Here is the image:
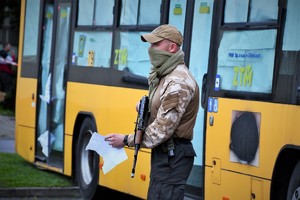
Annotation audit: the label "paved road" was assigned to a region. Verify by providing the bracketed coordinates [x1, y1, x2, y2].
[0, 115, 15, 153]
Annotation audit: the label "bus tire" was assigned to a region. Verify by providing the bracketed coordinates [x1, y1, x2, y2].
[75, 117, 99, 200]
[287, 160, 300, 200]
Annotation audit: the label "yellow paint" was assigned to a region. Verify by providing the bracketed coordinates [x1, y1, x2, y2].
[64, 82, 149, 198]
[99, 148, 150, 199]
[15, 126, 35, 162]
[205, 97, 300, 199]
[205, 167, 270, 199]
[64, 135, 73, 176]
[251, 178, 263, 200]
[15, 78, 37, 128]
[212, 158, 221, 184]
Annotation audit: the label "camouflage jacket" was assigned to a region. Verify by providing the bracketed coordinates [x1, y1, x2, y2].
[128, 64, 199, 148]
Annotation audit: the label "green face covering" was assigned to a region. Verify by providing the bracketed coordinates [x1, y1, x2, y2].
[148, 48, 173, 67]
[147, 48, 185, 111]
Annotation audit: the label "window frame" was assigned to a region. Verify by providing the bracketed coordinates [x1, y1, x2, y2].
[206, 0, 286, 101]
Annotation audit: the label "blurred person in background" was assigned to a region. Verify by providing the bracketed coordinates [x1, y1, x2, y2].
[0, 42, 16, 93]
[0, 42, 17, 109]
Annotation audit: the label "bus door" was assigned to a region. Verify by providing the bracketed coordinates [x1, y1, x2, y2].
[35, 0, 71, 169]
[168, 0, 214, 197]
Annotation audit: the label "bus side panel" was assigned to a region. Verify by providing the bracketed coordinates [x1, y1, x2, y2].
[99, 149, 150, 199]
[15, 78, 37, 127]
[205, 97, 300, 199]
[15, 78, 37, 162]
[205, 166, 270, 199]
[15, 126, 35, 162]
[65, 82, 149, 198]
[64, 134, 72, 176]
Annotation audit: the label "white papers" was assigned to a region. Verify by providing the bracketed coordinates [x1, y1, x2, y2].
[85, 132, 128, 174]
[37, 130, 56, 157]
[39, 73, 51, 103]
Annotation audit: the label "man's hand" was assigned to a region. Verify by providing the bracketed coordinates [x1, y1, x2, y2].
[136, 101, 140, 112]
[105, 134, 126, 148]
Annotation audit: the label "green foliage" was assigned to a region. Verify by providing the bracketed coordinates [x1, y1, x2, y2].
[0, 153, 74, 188]
[0, 0, 21, 29]
[0, 103, 14, 116]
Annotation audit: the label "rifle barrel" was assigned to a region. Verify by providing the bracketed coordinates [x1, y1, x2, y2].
[131, 154, 137, 178]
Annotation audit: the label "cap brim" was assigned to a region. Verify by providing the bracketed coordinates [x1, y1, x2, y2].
[141, 33, 163, 43]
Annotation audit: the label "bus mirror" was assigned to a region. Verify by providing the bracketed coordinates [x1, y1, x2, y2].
[122, 69, 148, 87]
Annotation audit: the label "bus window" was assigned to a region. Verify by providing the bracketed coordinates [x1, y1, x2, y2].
[114, 31, 150, 77]
[274, 0, 300, 104]
[139, 0, 161, 25]
[94, 0, 114, 26]
[114, 0, 162, 76]
[249, 0, 278, 22]
[168, 0, 187, 34]
[72, 32, 112, 67]
[216, 0, 279, 93]
[217, 29, 276, 93]
[281, 0, 300, 74]
[77, 0, 114, 26]
[21, 0, 41, 77]
[74, 0, 115, 68]
[120, 0, 161, 25]
[224, 0, 278, 23]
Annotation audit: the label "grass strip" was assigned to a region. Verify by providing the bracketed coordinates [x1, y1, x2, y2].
[0, 153, 74, 188]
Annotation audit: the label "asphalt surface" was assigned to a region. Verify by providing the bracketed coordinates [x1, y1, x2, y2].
[0, 115, 83, 200]
[0, 115, 15, 153]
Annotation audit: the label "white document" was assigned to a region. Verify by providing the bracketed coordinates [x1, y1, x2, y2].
[37, 130, 56, 157]
[39, 73, 51, 103]
[85, 132, 128, 174]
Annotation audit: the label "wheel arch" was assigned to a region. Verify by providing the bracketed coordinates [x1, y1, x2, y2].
[270, 145, 300, 200]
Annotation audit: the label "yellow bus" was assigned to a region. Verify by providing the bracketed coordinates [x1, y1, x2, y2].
[15, 0, 300, 199]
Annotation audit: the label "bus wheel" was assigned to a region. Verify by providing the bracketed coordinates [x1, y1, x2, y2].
[287, 161, 300, 200]
[75, 117, 99, 200]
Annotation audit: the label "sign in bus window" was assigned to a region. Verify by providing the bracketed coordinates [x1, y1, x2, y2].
[73, 31, 112, 67]
[217, 30, 277, 93]
[115, 31, 150, 77]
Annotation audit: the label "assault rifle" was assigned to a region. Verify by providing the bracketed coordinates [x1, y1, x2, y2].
[131, 95, 149, 178]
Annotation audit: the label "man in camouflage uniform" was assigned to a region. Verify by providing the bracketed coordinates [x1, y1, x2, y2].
[106, 24, 199, 200]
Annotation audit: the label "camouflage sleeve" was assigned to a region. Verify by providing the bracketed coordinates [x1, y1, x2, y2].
[141, 79, 195, 148]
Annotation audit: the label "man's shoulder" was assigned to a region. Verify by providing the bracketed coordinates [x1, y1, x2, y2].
[168, 64, 197, 84]
[163, 64, 198, 92]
